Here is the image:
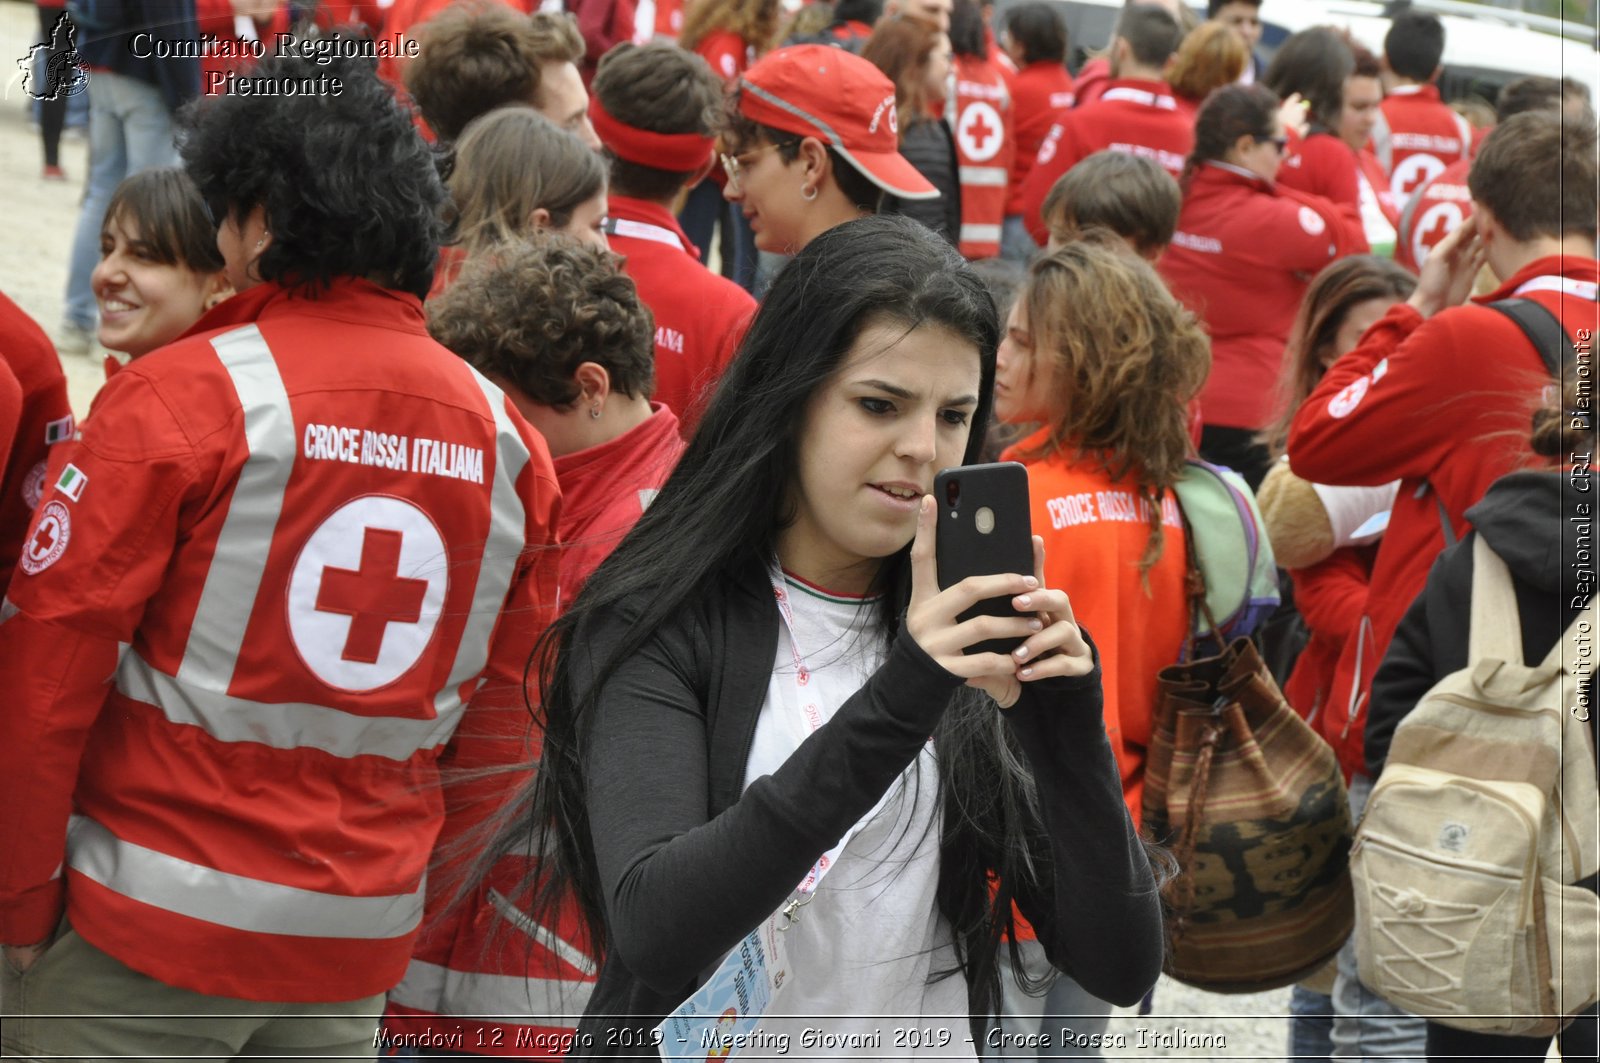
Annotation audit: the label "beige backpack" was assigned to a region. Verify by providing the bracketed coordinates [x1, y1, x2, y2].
[1351, 536, 1599, 1037]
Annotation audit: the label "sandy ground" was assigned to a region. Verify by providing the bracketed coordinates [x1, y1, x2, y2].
[0, 0, 1318, 1055]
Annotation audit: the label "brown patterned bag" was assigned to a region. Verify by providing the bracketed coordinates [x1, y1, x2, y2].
[1141, 504, 1354, 992]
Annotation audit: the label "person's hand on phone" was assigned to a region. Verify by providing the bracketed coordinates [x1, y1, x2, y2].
[906, 496, 1092, 708]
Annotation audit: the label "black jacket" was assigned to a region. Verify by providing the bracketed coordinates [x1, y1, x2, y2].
[568, 560, 1164, 1056]
[883, 117, 962, 247]
[1366, 470, 1595, 777]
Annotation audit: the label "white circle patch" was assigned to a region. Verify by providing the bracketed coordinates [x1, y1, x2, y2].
[1409, 201, 1464, 270]
[1390, 153, 1445, 202]
[1327, 377, 1370, 420]
[957, 100, 1004, 162]
[20, 501, 70, 575]
[21, 460, 46, 509]
[286, 495, 448, 692]
[1297, 205, 1326, 236]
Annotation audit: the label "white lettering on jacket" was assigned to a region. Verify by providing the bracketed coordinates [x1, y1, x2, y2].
[301, 423, 485, 485]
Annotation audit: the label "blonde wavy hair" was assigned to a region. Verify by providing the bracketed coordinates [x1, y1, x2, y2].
[1012, 238, 1211, 574]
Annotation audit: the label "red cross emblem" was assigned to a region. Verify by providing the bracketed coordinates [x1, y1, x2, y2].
[32, 523, 56, 556]
[287, 495, 447, 691]
[315, 527, 430, 664]
[966, 110, 995, 153]
[20, 501, 70, 575]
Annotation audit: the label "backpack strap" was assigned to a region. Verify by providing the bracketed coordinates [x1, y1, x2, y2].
[1469, 536, 1526, 666]
[1486, 297, 1575, 378]
[1538, 600, 1598, 673]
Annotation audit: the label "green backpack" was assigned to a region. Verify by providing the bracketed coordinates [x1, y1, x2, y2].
[1171, 459, 1281, 658]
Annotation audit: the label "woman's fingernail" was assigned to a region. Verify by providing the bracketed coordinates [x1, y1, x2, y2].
[1014, 645, 1029, 660]
[1016, 595, 1031, 608]
[1023, 576, 1039, 588]
[1028, 619, 1043, 631]
[1020, 667, 1034, 678]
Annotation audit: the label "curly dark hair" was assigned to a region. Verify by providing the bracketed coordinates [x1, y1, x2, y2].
[427, 234, 655, 407]
[180, 50, 446, 300]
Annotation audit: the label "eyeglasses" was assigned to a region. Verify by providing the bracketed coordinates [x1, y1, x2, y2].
[719, 143, 782, 195]
[1255, 134, 1289, 154]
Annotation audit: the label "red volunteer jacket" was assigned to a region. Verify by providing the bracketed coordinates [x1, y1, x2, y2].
[655, 0, 681, 38]
[1276, 131, 1369, 255]
[1395, 156, 1471, 274]
[553, 403, 684, 596]
[951, 52, 1014, 258]
[1019, 78, 1194, 244]
[1287, 257, 1600, 771]
[695, 27, 751, 83]
[1006, 60, 1075, 216]
[1369, 83, 1471, 207]
[605, 196, 755, 435]
[385, 405, 682, 1056]
[1159, 163, 1361, 431]
[0, 291, 74, 595]
[1283, 544, 1378, 780]
[571, 0, 648, 83]
[0, 279, 562, 1003]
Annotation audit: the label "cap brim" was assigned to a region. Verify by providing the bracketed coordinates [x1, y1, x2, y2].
[836, 144, 941, 200]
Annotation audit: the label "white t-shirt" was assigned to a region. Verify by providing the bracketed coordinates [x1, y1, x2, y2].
[739, 574, 975, 1059]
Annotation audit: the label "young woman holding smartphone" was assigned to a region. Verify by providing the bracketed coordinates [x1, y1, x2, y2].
[485, 215, 1164, 1057]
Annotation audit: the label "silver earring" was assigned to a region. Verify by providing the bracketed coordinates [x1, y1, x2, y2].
[801, 185, 818, 202]
[590, 404, 602, 420]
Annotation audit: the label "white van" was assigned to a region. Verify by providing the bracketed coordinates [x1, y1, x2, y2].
[993, 0, 1598, 105]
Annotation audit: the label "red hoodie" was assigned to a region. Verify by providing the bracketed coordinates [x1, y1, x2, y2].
[1276, 131, 1369, 255]
[1019, 78, 1193, 244]
[1159, 163, 1363, 432]
[1287, 256, 1600, 775]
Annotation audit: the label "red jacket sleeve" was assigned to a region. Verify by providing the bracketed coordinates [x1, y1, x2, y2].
[1018, 115, 1078, 244]
[1286, 302, 1447, 487]
[0, 362, 20, 499]
[1269, 184, 1366, 272]
[0, 372, 199, 943]
[696, 31, 745, 84]
[1277, 140, 1368, 256]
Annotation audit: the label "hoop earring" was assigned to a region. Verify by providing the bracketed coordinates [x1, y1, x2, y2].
[590, 404, 602, 420]
[801, 185, 818, 202]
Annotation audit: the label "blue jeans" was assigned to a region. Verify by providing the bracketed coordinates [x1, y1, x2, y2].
[1290, 985, 1336, 1061]
[63, 70, 178, 329]
[986, 939, 1114, 1059]
[1331, 773, 1427, 1061]
[999, 214, 1039, 265]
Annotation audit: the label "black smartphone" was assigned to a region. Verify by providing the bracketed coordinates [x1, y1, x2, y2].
[933, 462, 1035, 656]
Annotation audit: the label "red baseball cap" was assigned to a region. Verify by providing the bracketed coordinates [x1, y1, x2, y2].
[737, 45, 939, 201]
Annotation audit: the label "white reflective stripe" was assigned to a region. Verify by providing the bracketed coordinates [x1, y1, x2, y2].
[434, 373, 531, 714]
[1100, 87, 1176, 110]
[66, 814, 424, 939]
[960, 224, 1003, 243]
[603, 217, 685, 251]
[1370, 111, 1393, 175]
[177, 326, 295, 691]
[1513, 276, 1599, 302]
[117, 649, 463, 760]
[389, 958, 594, 1021]
[958, 166, 1008, 187]
[487, 888, 598, 976]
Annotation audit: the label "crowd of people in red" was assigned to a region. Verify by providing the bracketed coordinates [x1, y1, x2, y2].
[1, 0, 1594, 1060]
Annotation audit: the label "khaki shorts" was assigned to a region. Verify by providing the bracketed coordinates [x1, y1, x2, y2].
[1, 923, 385, 1062]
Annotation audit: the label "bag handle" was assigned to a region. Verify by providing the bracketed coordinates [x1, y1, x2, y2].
[1172, 487, 1229, 662]
[1469, 536, 1526, 665]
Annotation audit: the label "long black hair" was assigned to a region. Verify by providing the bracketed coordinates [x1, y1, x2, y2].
[489, 213, 1052, 1017]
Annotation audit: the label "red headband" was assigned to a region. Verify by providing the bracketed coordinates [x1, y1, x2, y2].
[589, 97, 716, 172]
